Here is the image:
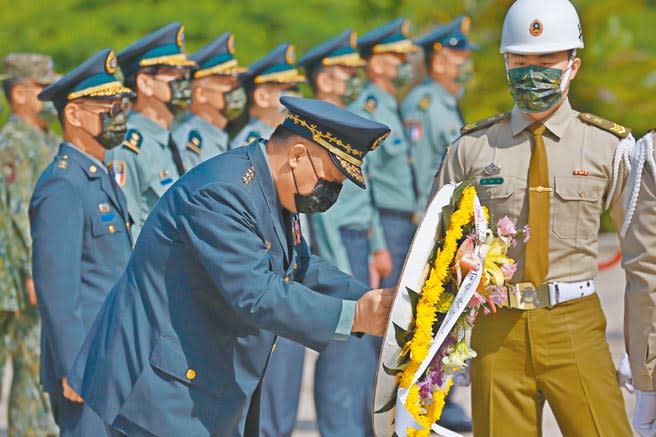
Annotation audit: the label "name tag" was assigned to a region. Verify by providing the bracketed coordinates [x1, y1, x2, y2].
[479, 177, 504, 186]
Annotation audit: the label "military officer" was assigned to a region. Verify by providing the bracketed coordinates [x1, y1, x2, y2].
[172, 32, 248, 170]
[296, 30, 390, 437]
[621, 131, 656, 436]
[29, 48, 134, 435]
[106, 22, 197, 238]
[351, 18, 418, 290]
[230, 43, 305, 148]
[0, 53, 60, 436]
[69, 96, 394, 436]
[432, 0, 633, 434]
[402, 16, 477, 217]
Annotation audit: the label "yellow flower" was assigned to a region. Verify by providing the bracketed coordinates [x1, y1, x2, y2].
[483, 237, 514, 286]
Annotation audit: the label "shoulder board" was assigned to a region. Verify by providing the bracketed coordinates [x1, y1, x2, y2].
[121, 129, 142, 154]
[245, 131, 260, 145]
[363, 95, 377, 114]
[578, 113, 630, 139]
[187, 130, 202, 156]
[461, 112, 511, 135]
[418, 94, 431, 111]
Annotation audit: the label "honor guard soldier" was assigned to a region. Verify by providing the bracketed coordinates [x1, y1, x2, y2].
[172, 32, 248, 170]
[432, 0, 634, 434]
[69, 96, 394, 436]
[0, 52, 60, 436]
[621, 131, 656, 436]
[29, 49, 134, 435]
[106, 22, 197, 239]
[351, 18, 418, 290]
[230, 43, 306, 148]
[402, 16, 477, 218]
[297, 30, 389, 437]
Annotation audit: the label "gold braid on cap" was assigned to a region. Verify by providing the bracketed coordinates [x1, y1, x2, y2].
[194, 60, 248, 78]
[67, 81, 133, 100]
[336, 157, 365, 185]
[286, 112, 364, 165]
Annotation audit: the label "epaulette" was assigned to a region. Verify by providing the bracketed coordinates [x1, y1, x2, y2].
[187, 130, 202, 156]
[578, 113, 631, 139]
[121, 129, 142, 154]
[460, 112, 511, 135]
[418, 94, 431, 111]
[363, 95, 377, 114]
[55, 154, 69, 171]
[245, 131, 260, 145]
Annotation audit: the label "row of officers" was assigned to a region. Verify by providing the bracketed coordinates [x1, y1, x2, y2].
[0, 13, 473, 436]
[3, 0, 656, 435]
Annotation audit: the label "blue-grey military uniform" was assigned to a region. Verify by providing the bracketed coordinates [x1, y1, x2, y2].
[30, 48, 134, 435]
[402, 16, 477, 217]
[230, 43, 309, 436]
[299, 30, 382, 437]
[69, 97, 391, 436]
[106, 22, 196, 239]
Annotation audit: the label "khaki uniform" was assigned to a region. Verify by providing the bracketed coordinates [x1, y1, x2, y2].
[623, 131, 656, 391]
[433, 101, 632, 436]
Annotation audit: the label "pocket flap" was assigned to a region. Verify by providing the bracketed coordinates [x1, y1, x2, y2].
[554, 177, 603, 202]
[476, 178, 515, 200]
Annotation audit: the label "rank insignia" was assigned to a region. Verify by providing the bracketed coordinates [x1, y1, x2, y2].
[242, 166, 255, 184]
[98, 203, 111, 213]
[160, 169, 173, 186]
[405, 120, 423, 142]
[483, 163, 501, 176]
[364, 96, 377, 114]
[109, 160, 127, 187]
[122, 129, 142, 154]
[57, 158, 68, 170]
[187, 130, 202, 156]
[246, 131, 260, 145]
[573, 169, 589, 176]
[291, 213, 302, 245]
[419, 94, 431, 111]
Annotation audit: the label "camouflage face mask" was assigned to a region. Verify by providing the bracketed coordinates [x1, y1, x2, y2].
[96, 102, 128, 150]
[167, 77, 192, 115]
[507, 65, 564, 113]
[341, 75, 364, 106]
[221, 86, 247, 121]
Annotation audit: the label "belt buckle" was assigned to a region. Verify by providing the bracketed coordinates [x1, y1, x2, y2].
[509, 283, 550, 310]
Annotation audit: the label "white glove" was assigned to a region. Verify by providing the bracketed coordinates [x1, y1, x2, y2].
[634, 390, 656, 436]
[618, 353, 635, 393]
[452, 361, 472, 387]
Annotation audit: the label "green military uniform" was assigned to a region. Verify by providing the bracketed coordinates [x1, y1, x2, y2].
[433, 102, 633, 435]
[402, 80, 462, 214]
[0, 53, 60, 436]
[172, 113, 229, 170]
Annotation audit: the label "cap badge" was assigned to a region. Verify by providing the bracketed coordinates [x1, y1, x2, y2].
[176, 25, 186, 49]
[228, 34, 236, 55]
[349, 32, 358, 49]
[285, 45, 296, 65]
[105, 51, 117, 75]
[530, 19, 543, 37]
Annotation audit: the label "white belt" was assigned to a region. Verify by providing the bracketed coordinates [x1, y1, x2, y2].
[506, 279, 596, 310]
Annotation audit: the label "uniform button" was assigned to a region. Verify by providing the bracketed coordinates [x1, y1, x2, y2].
[272, 343, 277, 353]
[108, 224, 116, 234]
[126, 223, 131, 230]
[186, 369, 197, 380]
[578, 192, 585, 199]
[284, 276, 290, 283]
[89, 165, 97, 174]
[264, 240, 272, 250]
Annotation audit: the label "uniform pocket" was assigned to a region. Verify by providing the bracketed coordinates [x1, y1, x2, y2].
[475, 177, 522, 223]
[553, 176, 605, 239]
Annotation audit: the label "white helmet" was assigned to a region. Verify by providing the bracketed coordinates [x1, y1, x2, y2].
[500, 0, 584, 54]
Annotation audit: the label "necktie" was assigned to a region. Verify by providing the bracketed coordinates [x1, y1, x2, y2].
[524, 123, 550, 285]
[167, 134, 186, 177]
[283, 210, 309, 282]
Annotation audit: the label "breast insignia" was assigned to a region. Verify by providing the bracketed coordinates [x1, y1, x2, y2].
[578, 113, 630, 139]
[242, 166, 256, 184]
[461, 112, 511, 135]
[122, 129, 143, 154]
[363, 95, 377, 114]
[418, 94, 431, 111]
[187, 130, 202, 156]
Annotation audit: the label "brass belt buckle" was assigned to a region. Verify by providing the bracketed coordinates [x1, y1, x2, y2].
[509, 283, 550, 310]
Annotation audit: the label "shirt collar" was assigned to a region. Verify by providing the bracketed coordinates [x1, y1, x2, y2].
[365, 81, 397, 110]
[60, 142, 108, 174]
[128, 111, 170, 145]
[426, 79, 458, 108]
[511, 99, 575, 139]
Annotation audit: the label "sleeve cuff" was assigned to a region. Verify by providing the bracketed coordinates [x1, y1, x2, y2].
[332, 300, 356, 341]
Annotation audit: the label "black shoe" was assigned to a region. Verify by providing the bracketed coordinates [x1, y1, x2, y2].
[437, 399, 472, 433]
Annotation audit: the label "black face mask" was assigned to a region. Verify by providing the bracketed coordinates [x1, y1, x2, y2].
[95, 101, 128, 150]
[292, 153, 342, 214]
[167, 77, 192, 115]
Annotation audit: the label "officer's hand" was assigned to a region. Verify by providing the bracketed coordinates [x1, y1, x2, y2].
[634, 390, 656, 436]
[352, 288, 395, 337]
[25, 278, 37, 306]
[617, 353, 635, 393]
[368, 264, 381, 289]
[372, 249, 393, 279]
[62, 377, 83, 403]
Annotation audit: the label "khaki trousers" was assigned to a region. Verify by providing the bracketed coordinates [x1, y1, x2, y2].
[471, 294, 631, 436]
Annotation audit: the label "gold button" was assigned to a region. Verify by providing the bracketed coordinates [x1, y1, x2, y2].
[264, 240, 272, 250]
[126, 223, 131, 230]
[89, 165, 97, 174]
[272, 343, 277, 353]
[186, 369, 197, 380]
[108, 224, 116, 234]
[579, 192, 585, 199]
[284, 276, 290, 283]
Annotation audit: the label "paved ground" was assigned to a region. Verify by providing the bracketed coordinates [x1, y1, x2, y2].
[0, 234, 637, 436]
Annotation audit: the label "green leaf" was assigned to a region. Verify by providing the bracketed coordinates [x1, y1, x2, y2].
[374, 389, 399, 414]
[406, 287, 420, 319]
[382, 363, 403, 376]
[393, 322, 410, 348]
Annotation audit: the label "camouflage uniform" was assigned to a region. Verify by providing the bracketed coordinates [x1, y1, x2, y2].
[0, 53, 60, 436]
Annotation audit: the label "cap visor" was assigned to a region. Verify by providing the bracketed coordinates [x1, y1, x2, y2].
[328, 153, 366, 189]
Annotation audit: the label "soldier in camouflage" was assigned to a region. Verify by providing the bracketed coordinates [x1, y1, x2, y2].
[0, 53, 60, 436]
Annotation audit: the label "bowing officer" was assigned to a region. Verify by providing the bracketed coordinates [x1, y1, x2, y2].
[299, 30, 389, 436]
[350, 18, 419, 291]
[69, 96, 394, 436]
[402, 16, 477, 218]
[230, 43, 306, 148]
[29, 49, 134, 435]
[106, 22, 197, 239]
[432, 0, 633, 434]
[172, 32, 248, 171]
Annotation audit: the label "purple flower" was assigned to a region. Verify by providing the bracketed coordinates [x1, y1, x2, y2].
[501, 262, 517, 280]
[522, 224, 531, 243]
[496, 216, 517, 237]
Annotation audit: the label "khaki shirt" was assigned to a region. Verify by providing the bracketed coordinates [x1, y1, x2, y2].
[623, 131, 656, 391]
[433, 101, 629, 283]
